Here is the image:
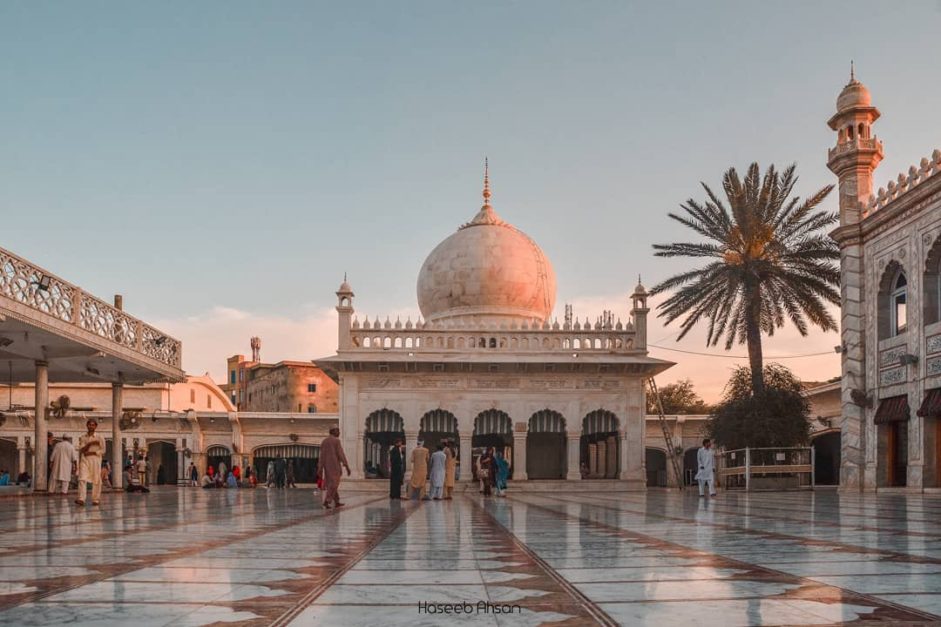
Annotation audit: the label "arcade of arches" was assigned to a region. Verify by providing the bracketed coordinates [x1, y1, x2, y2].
[361, 407, 625, 482]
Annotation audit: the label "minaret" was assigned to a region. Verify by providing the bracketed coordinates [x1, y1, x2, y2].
[827, 65, 882, 493]
[631, 276, 648, 351]
[336, 275, 355, 351]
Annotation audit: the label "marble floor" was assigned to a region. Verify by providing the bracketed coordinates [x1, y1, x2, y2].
[0, 488, 938, 626]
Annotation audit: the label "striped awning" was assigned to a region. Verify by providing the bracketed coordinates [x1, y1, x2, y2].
[583, 410, 618, 435]
[365, 409, 404, 433]
[206, 445, 230, 457]
[874, 395, 910, 424]
[474, 409, 511, 435]
[253, 444, 319, 459]
[917, 388, 941, 418]
[420, 409, 457, 433]
[529, 410, 565, 433]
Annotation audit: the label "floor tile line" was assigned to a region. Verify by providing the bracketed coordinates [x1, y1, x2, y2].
[468, 495, 619, 627]
[513, 494, 941, 624]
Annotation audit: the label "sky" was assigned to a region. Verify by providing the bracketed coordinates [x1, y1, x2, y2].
[2, 1, 939, 401]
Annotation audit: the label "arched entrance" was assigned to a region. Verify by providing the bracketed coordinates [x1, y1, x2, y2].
[683, 448, 699, 486]
[419, 409, 458, 459]
[254, 444, 319, 484]
[581, 410, 619, 478]
[206, 445, 231, 477]
[646, 448, 667, 487]
[147, 441, 178, 485]
[473, 409, 513, 480]
[527, 410, 565, 479]
[364, 409, 404, 479]
[811, 430, 841, 486]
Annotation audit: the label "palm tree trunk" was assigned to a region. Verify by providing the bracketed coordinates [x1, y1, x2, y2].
[745, 284, 765, 394]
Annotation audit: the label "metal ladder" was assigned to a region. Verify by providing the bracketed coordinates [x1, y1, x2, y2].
[647, 378, 684, 490]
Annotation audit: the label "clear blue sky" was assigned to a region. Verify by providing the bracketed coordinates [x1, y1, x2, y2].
[2, 1, 939, 393]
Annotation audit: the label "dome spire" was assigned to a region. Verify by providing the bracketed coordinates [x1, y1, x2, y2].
[850, 59, 855, 82]
[461, 157, 506, 229]
[482, 157, 492, 207]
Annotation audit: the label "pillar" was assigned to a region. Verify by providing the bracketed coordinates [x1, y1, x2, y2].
[459, 433, 472, 481]
[33, 361, 48, 492]
[618, 430, 630, 480]
[112, 383, 123, 489]
[176, 437, 186, 486]
[512, 431, 527, 480]
[17, 443, 26, 478]
[566, 431, 581, 480]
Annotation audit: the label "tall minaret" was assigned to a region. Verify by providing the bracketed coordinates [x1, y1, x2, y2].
[827, 65, 882, 493]
[336, 275, 355, 350]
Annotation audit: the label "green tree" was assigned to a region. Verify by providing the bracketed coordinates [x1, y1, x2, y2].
[650, 163, 839, 393]
[707, 363, 810, 449]
[647, 379, 712, 414]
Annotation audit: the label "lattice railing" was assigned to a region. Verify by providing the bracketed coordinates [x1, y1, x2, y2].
[0, 246, 181, 369]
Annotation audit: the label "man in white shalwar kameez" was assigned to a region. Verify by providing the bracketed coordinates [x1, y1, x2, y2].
[695, 438, 717, 497]
[76, 419, 106, 506]
[49, 436, 76, 494]
[428, 444, 447, 501]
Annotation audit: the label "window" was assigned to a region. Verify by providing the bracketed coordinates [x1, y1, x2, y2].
[298, 403, 302, 412]
[307, 383, 317, 393]
[307, 404, 317, 413]
[891, 272, 908, 336]
[229, 371, 236, 385]
[230, 394, 236, 405]
[207, 394, 212, 409]
[190, 389, 196, 403]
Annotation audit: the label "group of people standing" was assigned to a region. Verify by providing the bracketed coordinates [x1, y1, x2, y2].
[475, 447, 509, 497]
[392, 438, 458, 500]
[263, 458, 297, 489]
[48, 419, 107, 506]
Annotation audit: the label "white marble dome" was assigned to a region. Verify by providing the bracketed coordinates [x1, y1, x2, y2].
[416, 179, 556, 324]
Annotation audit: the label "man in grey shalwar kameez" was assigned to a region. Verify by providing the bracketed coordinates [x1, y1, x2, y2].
[428, 443, 447, 500]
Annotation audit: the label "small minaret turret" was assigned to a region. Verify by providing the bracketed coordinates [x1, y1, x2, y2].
[827, 63, 883, 227]
[631, 276, 648, 350]
[336, 274, 355, 350]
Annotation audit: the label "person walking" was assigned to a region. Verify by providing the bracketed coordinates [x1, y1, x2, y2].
[189, 463, 198, 487]
[696, 438, 717, 497]
[479, 448, 494, 497]
[389, 438, 405, 499]
[443, 440, 456, 500]
[136, 455, 147, 488]
[409, 440, 429, 500]
[317, 427, 351, 508]
[75, 419, 105, 506]
[49, 435, 76, 495]
[101, 460, 113, 490]
[286, 460, 296, 488]
[494, 450, 509, 497]
[429, 444, 447, 500]
[265, 460, 275, 488]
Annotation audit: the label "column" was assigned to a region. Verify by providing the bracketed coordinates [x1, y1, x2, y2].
[112, 383, 123, 489]
[458, 433, 472, 482]
[512, 432, 527, 481]
[618, 430, 630, 480]
[404, 429, 419, 483]
[176, 437, 186, 486]
[33, 361, 48, 492]
[17, 441, 26, 478]
[566, 431, 581, 480]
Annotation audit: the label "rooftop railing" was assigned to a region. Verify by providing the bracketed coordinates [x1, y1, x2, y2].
[0, 246, 182, 369]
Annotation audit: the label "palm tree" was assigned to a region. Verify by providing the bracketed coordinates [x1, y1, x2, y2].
[650, 163, 839, 394]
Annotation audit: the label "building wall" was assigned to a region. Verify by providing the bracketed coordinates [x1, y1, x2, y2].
[244, 363, 338, 413]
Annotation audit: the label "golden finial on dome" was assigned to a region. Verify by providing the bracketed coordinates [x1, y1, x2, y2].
[850, 60, 855, 82]
[482, 157, 492, 207]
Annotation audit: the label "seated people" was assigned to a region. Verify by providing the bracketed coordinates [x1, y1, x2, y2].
[15, 471, 30, 486]
[226, 472, 238, 488]
[200, 474, 213, 488]
[124, 465, 150, 493]
[0, 470, 9, 486]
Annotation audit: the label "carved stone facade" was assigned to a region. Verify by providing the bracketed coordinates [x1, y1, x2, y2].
[317, 172, 673, 489]
[828, 72, 941, 492]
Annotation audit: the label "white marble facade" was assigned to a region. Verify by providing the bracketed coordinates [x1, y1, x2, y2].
[828, 71, 941, 491]
[316, 171, 673, 488]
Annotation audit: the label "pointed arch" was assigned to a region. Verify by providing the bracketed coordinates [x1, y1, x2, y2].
[878, 260, 908, 339]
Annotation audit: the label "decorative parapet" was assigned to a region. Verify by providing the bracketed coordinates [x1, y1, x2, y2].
[864, 149, 941, 217]
[0, 246, 182, 369]
[346, 314, 637, 353]
[828, 137, 882, 162]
